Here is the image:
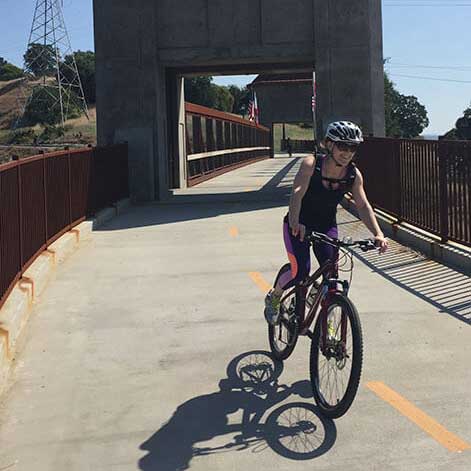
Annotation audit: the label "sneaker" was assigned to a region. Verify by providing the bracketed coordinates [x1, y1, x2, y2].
[264, 291, 281, 325]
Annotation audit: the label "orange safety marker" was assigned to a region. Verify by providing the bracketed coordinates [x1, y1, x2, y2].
[367, 381, 471, 453]
[248, 272, 271, 294]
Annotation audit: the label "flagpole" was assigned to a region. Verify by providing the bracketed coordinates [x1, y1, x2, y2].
[312, 71, 317, 153]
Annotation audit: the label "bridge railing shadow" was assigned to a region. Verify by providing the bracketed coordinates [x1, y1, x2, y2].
[337, 216, 471, 325]
[138, 351, 336, 470]
[98, 158, 300, 231]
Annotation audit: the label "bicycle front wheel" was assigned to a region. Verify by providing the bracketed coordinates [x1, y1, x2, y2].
[309, 293, 363, 419]
[268, 289, 299, 361]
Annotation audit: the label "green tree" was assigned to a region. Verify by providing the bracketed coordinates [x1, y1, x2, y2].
[212, 85, 234, 112]
[384, 74, 401, 137]
[184, 76, 215, 107]
[395, 94, 429, 138]
[228, 85, 251, 116]
[24, 43, 56, 77]
[61, 50, 96, 103]
[442, 104, 471, 140]
[0, 57, 23, 81]
[455, 104, 471, 140]
[384, 73, 429, 138]
[184, 76, 236, 112]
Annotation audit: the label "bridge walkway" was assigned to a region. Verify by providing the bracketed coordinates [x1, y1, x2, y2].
[0, 156, 469, 470]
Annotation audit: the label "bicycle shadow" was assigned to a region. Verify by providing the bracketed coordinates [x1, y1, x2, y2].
[138, 351, 336, 470]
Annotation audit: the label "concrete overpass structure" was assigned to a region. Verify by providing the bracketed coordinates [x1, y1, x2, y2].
[93, 0, 385, 201]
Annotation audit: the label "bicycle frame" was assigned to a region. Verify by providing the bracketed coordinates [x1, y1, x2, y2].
[279, 258, 349, 350]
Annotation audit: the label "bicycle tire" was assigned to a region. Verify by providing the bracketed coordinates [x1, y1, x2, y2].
[309, 293, 363, 418]
[268, 289, 300, 361]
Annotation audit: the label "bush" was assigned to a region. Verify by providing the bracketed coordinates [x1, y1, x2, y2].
[38, 125, 66, 142]
[8, 128, 37, 145]
[0, 63, 24, 81]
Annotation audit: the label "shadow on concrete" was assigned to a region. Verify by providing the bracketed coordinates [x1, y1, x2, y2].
[138, 351, 336, 470]
[337, 216, 471, 325]
[259, 157, 300, 191]
[98, 158, 299, 231]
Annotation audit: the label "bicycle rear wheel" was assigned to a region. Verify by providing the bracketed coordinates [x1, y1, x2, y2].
[309, 293, 363, 418]
[268, 289, 299, 361]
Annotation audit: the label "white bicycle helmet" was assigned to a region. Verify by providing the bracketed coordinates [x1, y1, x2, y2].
[325, 121, 364, 144]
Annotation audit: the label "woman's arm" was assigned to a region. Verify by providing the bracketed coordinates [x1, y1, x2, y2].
[351, 168, 388, 253]
[288, 155, 315, 241]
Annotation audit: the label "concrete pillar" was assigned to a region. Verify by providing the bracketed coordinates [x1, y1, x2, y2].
[93, 0, 167, 202]
[313, 0, 385, 138]
[154, 65, 170, 201]
[177, 77, 187, 189]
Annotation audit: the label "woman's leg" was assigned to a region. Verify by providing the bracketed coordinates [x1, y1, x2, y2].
[265, 219, 311, 324]
[273, 219, 311, 293]
[312, 226, 339, 278]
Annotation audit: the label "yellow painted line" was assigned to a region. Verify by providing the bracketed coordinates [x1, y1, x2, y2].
[229, 226, 239, 237]
[367, 381, 471, 453]
[249, 272, 271, 294]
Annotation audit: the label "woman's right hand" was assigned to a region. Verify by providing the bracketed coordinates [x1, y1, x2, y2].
[290, 221, 306, 242]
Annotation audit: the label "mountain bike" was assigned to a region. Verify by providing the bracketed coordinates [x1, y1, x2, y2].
[268, 232, 377, 418]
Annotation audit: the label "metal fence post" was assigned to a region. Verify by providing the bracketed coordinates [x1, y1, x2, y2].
[41, 151, 49, 245]
[14, 155, 24, 269]
[438, 141, 449, 243]
[67, 148, 72, 227]
[394, 139, 402, 221]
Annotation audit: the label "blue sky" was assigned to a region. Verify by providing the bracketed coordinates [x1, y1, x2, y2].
[1, 0, 470, 135]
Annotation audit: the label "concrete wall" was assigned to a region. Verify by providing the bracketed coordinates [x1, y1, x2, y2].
[93, 0, 384, 200]
[252, 82, 314, 130]
[156, 0, 316, 67]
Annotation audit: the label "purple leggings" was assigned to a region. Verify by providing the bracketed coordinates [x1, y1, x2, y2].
[277, 220, 339, 290]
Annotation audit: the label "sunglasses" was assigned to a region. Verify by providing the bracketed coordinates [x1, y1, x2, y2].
[335, 142, 359, 153]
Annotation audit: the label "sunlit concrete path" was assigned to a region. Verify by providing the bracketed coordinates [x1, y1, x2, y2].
[1, 157, 470, 471]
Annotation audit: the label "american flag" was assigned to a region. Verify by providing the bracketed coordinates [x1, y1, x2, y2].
[248, 91, 259, 124]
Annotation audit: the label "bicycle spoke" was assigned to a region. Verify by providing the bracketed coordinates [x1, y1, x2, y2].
[316, 303, 355, 408]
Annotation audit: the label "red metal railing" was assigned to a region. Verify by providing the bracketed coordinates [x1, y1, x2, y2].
[185, 103, 271, 186]
[358, 137, 470, 247]
[0, 143, 128, 309]
[281, 139, 315, 152]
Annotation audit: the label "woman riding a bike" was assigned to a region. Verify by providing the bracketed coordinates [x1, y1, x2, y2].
[265, 121, 388, 325]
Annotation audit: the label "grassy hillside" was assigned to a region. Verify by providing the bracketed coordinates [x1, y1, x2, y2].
[0, 78, 97, 163]
[273, 123, 314, 151]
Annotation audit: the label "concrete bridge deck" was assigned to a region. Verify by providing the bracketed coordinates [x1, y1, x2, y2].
[0, 157, 470, 470]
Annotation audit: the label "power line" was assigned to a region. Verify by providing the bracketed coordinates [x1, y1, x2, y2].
[389, 73, 471, 83]
[384, 3, 471, 5]
[389, 63, 471, 71]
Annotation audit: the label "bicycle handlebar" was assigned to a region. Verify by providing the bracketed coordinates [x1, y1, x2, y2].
[305, 231, 378, 252]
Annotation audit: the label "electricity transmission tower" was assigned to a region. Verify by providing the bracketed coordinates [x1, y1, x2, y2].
[16, 0, 89, 128]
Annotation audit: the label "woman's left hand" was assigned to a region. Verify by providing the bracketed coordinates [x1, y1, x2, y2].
[374, 235, 388, 253]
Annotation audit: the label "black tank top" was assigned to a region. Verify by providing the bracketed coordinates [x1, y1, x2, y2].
[298, 156, 356, 231]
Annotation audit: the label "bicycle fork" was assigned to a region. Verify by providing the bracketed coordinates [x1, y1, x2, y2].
[319, 282, 349, 357]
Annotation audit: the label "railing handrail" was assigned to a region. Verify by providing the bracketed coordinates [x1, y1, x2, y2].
[185, 102, 270, 132]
